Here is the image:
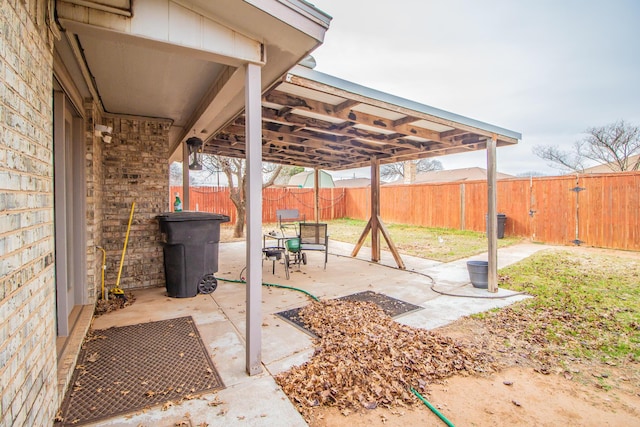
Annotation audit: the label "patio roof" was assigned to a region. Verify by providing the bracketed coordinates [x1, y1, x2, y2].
[205, 64, 522, 170]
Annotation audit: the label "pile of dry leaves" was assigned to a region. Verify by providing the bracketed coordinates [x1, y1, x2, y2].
[276, 299, 495, 415]
[94, 292, 136, 316]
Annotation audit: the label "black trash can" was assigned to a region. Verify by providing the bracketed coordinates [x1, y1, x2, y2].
[156, 212, 230, 297]
[485, 213, 507, 239]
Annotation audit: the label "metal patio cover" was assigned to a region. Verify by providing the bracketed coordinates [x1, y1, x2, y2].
[205, 65, 522, 169]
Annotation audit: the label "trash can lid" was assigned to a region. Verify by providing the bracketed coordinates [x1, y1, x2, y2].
[156, 212, 230, 222]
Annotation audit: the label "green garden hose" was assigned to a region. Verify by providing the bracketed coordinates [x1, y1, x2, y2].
[411, 387, 455, 427]
[218, 275, 453, 426]
[217, 277, 320, 301]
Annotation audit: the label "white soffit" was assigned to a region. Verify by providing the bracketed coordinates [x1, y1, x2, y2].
[411, 119, 455, 132]
[353, 123, 396, 135]
[291, 109, 345, 124]
[279, 82, 346, 105]
[351, 103, 406, 121]
[79, 33, 224, 124]
[404, 135, 431, 142]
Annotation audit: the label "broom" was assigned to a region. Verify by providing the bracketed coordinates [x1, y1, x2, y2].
[111, 202, 135, 300]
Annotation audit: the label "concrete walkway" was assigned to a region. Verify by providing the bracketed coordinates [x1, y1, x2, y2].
[87, 241, 553, 426]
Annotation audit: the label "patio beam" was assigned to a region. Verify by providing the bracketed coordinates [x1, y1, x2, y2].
[487, 135, 498, 293]
[245, 62, 263, 375]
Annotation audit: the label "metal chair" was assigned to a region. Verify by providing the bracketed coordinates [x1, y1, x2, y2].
[277, 209, 305, 238]
[298, 223, 328, 269]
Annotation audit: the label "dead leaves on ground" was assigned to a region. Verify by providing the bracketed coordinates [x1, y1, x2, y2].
[275, 300, 496, 415]
[94, 292, 136, 316]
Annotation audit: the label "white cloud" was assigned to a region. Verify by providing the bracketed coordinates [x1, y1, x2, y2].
[310, 0, 640, 176]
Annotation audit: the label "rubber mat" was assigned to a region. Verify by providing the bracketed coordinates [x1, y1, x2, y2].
[275, 291, 423, 336]
[56, 316, 224, 426]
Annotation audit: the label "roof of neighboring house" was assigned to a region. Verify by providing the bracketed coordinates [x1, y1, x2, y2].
[333, 177, 372, 188]
[581, 154, 640, 173]
[389, 167, 514, 184]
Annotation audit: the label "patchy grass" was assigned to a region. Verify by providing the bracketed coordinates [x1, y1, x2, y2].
[220, 218, 521, 261]
[325, 218, 521, 262]
[491, 250, 640, 364]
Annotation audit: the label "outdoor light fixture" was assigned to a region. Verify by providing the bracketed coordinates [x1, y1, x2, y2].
[186, 136, 204, 170]
[94, 124, 113, 143]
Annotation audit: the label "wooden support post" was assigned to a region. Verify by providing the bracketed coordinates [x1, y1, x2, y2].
[352, 218, 372, 256]
[378, 216, 405, 269]
[487, 135, 498, 293]
[350, 158, 405, 269]
[371, 158, 380, 262]
[314, 168, 320, 222]
[245, 62, 263, 375]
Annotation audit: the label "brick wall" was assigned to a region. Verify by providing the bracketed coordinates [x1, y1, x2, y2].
[0, 0, 59, 425]
[101, 115, 171, 290]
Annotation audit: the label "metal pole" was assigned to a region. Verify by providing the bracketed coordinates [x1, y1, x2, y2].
[487, 135, 498, 293]
[245, 62, 263, 375]
[182, 141, 190, 210]
[314, 168, 320, 222]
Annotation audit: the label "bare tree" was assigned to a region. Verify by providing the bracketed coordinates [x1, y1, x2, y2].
[532, 143, 587, 173]
[169, 161, 198, 186]
[380, 158, 443, 181]
[580, 120, 640, 171]
[534, 121, 640, 173]
[202, 155, 283, 237]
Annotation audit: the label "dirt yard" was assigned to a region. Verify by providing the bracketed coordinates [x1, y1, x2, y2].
[297, 247, 640, 426]
[306, 365, 639, 426]
[305, 316, 640, 426]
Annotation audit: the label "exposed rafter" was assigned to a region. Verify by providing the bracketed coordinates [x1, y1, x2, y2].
[202, 66, 520, 170]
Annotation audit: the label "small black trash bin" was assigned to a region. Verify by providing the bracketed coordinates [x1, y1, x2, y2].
[156, 212, 230, 298]
[485, 213, 507, 239]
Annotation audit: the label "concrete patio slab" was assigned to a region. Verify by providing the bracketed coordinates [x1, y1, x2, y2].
[84, 239, 553, 426]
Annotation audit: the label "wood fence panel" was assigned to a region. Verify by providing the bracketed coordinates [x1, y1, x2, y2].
[344, 188, 369, 220]
[497, 179, 532, 237]
[171, 172, 640, 250]
[379, 184, 411, 224]
[189, 187, 237, 223]
[379, 183, 462, 228]
[173, 186, 348, 224]
[529, 176, 577, 244]
[462, 182, 487, 232]
[578, 173, 640, 250]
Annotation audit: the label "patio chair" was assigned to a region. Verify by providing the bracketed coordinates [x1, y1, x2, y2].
[299, 222, 328, 270]
[277, 209, 305, 238]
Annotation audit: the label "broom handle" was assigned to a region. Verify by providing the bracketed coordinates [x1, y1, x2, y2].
[115, 202, 135, 290]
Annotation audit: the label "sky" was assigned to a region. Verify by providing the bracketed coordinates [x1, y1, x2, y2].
[306, 0, 640, 179]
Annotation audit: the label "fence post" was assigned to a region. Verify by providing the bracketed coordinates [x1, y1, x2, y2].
[460, 183, 466, 230]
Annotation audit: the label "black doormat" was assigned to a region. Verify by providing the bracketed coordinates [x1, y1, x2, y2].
[275, 291, 423, 337]
[55, 316, 224, 426]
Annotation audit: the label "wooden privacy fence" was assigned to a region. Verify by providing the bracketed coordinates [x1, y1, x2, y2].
[170, 186, 347, 225]
[344, 172, 640, 251]
[172, 172, 640, 251]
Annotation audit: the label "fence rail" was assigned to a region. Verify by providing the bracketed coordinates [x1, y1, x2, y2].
[171, 186, 347, 224]
[172, 172, 640, 251]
